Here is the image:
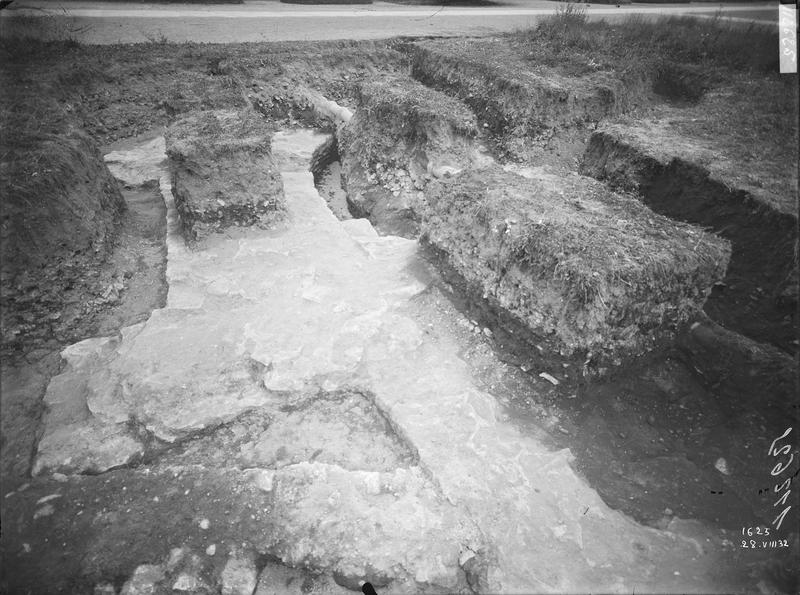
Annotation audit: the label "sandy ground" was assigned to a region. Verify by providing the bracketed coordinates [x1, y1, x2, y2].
[0, 1, 779, 43]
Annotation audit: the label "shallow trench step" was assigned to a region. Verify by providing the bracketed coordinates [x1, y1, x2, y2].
[33, 129, 761, 593]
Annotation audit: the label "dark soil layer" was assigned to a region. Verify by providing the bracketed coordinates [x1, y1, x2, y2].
[677, 315, 798, 420]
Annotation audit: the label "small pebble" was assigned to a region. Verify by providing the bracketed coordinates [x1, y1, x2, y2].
[199, 518, 210, 530]
[52, 473, 68, 483]
[206, 544, 216, 556]
[714, 457, 731, 475]
[538, 372, 559, 386]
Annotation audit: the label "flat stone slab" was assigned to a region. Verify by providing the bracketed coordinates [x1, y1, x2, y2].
[165, 109, 285, 241]
[422, 165, 731, 364]
[32, 334, 145, 475]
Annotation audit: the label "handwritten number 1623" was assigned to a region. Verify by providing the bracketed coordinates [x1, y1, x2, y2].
[769, 427, 793, 531]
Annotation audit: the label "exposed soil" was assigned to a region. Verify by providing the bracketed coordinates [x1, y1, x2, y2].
[1, 18, 798, 594]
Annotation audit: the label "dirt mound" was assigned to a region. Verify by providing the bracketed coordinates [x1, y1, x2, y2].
[165, 109, 285, 241]
[422, 165, 731, 366]
[338, 76, 482, 235]
[0, 114, 126, 354]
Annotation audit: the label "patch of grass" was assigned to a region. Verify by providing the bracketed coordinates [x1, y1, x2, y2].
[515, 12, 779, 79]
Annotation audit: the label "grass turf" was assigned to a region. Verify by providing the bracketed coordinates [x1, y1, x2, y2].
[422, 165, 731, 363]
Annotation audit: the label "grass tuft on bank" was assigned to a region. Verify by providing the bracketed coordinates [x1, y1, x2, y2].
[514, 7, 780, 79]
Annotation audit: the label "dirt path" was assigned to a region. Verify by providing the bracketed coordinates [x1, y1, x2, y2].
[0, 1, 778, 43]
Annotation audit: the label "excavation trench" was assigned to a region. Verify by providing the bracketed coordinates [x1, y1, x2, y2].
[311, 135, 353, 221]
[318, 68, 798, 541]
[295, 107, 797, 542]
[581, 132, 799, 355]
[3, 31, 797, 594]
[21, 118, 794, 594]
